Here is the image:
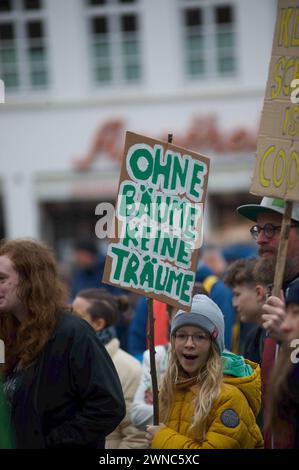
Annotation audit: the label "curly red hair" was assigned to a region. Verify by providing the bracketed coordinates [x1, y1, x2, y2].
[0, 239, 67, 375]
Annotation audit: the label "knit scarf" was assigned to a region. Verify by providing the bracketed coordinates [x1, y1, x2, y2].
[175, 375, 200, 390]
[95, 326, 117, 346]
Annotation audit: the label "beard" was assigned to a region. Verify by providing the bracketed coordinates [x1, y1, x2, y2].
[255, 252, 299, 284]
[254, 256, 276, 285]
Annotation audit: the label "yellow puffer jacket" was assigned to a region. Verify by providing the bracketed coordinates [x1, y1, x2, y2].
[151, 360, 264, 449]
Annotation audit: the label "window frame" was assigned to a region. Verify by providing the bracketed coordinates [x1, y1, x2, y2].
[179, 0, 238, 80]
[84, 0, 143, 87]
[0, 0, 50, 93]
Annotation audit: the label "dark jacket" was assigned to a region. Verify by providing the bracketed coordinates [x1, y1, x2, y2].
[243, 325, 266, 365]
[262, 274, 299, 448]
[10, 313, 125, 448]
[0, 379, 14, 448]
[289, 362, 299, 448]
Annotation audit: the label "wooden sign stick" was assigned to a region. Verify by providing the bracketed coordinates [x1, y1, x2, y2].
[147, 133, 173, 426]
[147, 298, 159, 425]
[272, 201, 293, 297]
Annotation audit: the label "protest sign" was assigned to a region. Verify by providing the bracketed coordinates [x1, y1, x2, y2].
[103, 132, 210, 311]
[251, 0, 299, 201]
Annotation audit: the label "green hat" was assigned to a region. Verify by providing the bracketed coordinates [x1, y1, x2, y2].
[237, 197, 299, 223]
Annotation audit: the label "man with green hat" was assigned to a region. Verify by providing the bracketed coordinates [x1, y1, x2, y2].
[237, 197, 299, 269]
[237, 196, 299, 339]
[237, 196, 299, 448]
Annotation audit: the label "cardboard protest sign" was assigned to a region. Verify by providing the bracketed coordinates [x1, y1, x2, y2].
[103, 132, 210, 311]
[251, 0, 299, 201]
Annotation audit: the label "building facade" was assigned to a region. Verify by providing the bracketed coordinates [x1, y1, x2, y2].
[0, 0, 276, 259]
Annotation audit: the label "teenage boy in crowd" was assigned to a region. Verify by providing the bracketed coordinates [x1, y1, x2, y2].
[224, 257, 274, 364]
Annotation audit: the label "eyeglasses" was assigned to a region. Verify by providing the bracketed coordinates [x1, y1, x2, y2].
[250, 223, 299, 240]
[174, 332, 210, 345]
[250, 223, 281, 240]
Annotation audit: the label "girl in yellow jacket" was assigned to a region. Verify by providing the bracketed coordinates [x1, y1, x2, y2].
[146, 294, 263, 449]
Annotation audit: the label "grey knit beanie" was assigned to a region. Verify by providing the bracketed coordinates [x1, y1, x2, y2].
[170, 294, 225, 353]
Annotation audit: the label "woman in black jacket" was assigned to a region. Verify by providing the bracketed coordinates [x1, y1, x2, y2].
[0, 239, 125, 448]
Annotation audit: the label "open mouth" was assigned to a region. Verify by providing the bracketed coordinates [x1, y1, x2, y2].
[183, 354, 198, 361]
[259, 249, 276, 257]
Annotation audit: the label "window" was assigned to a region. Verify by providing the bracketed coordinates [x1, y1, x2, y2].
[0, 0, 49, 91]
[85, 0, 142, 86]
[215, 5, 235, 74]
[180, 1, 236, 79]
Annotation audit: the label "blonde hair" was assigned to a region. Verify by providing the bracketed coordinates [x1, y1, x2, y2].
[159, 341, 223, 441]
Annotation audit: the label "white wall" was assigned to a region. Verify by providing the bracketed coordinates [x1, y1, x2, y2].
[47, 0, 90, 100]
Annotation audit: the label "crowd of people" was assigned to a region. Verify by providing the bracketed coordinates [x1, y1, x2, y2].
[0, 196, 299, 449]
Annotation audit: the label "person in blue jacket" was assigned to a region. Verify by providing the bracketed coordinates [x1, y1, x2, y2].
[195, 263, 235, 350]
[127, 296, 149, 362]
[70, 239, 124, 299]
[70, 239, 129, 349]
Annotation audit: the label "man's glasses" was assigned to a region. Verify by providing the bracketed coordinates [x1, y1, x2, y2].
[250, 223, 298, 240]
[174, 332, 210, 345]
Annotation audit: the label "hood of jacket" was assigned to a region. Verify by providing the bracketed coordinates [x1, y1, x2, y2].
[222, 351, 261, 417]
[105, 337, 120, 358]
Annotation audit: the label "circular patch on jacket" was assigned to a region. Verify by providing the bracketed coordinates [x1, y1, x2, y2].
[220, 409, 240, 428]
